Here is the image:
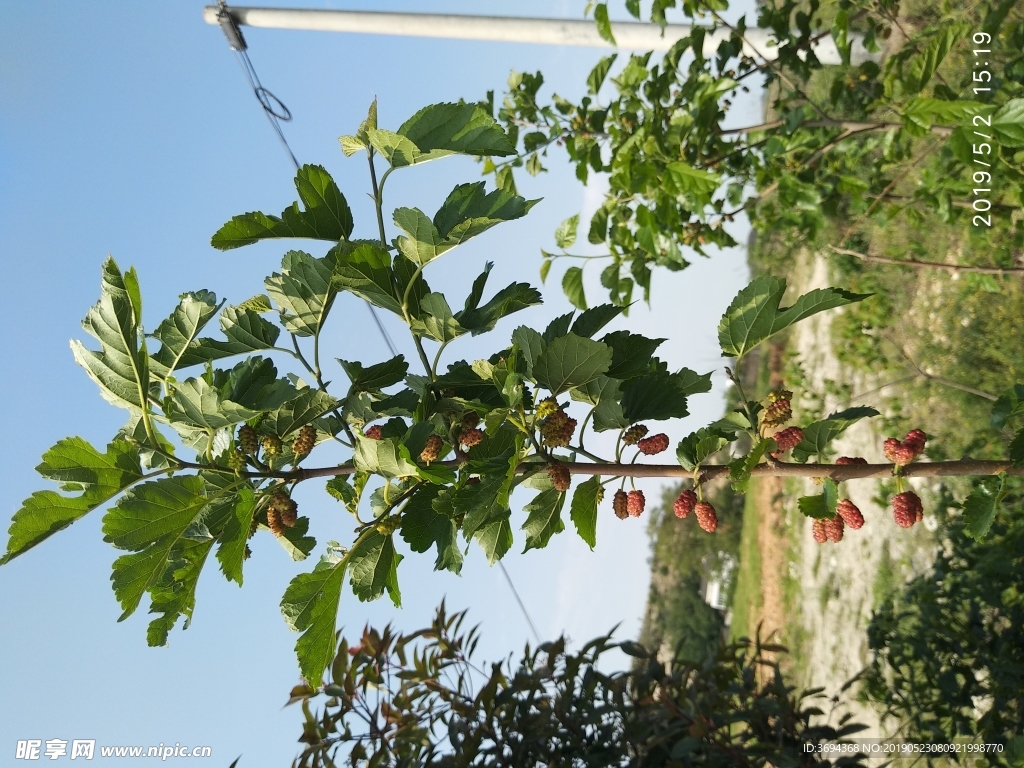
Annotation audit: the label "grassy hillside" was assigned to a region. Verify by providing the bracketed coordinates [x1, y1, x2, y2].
[639, 0, 1024, 752]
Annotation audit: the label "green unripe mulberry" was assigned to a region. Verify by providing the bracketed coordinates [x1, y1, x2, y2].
[238, 424, 258, 454]
[261, 434, 282, 457]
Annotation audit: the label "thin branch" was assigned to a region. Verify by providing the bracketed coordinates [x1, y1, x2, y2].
[718, 119, 954, 137]
[280, 458, 1024, 482]
[828, 245, 1024, 276]
[708, 10, 831, 121]
[838, 141, 941, 246]
[892, 341, 999, 402]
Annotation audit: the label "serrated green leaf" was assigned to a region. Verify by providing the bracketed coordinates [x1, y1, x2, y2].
[149, 290, 221, 380]
[331, 243, 403, 315]
[400, 487, 463, 574]
[339, 355, 408, 392]
[991, 384, 1024, 428]
[211, 165, 353, 250]
[903, 97, 987, 131]
[534, 333, 612, 394]
[621, 369, 690, 422]
[3, 438, 144, 565]
[730, 439, 773, 493]
[215, 486, 256, 586]
[262, 389, 339, 438]
[473, 516, 513, 564]
[676, 428, 732, 471]
[571, 376, 629, 431]
[456, 282, 542, 336]
[718, 275, 869, 359]
[349, 531, 402, 605]
[543, 312, 574, 343]
[353, 436, 420, 479]
[593, 3, 616, 45]
[413, 293, 467, 343]
[169, 376, 256, 429]
[903, 23, 968, 94]
[368, 103, 515, 169]
[522, 489, 566, 552]
[992, 99, 1024, 146]
[676, 368, 714, 396]
[791, 407, 880, 463]
[569, 476, 601, 549]
[103, 475, 241, 620]
[281, 552, 347, 685]
[265, 250, 336, 337]
[340, 99, 378, 155]
[71, 257, 151, 412]
[665, 162, 721, 207]
[1008, 429, 1024, 467]
[963, 476, 1007, 539]
[146, 479, 239, 644]
[587, 54, 617, 94]
[512, 326, 546, 378]
[394, 183, 536, 266]
[571, 304, 622, 338]
[220, 306, 281, 353]
[601, 331, 665, 379]
[236, 294, 273, 312]
[554, 214, 579, 248]
[797, 479, 839, 520]
[562, 266, 588, 310]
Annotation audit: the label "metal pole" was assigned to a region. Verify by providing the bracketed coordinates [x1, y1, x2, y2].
[201, 6, 877, 65]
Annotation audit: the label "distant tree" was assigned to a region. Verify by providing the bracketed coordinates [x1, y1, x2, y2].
[285, 603, 869, 767]
[863, 478, 1024, 765]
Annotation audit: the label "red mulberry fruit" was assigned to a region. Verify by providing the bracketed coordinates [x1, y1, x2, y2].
[460, 427, 485, 448]
[461, 411, 481, 430]
[892, 491, 923, 528]
[266, 507, 285, 537]
[291, 424, 316, 456]
[695, 501, 718, 533]
[674, 489, 698, 519]
[364, 425, 383, 440]
[622, 424, 649, 446]
[261, 434, 282, 457]
[812, 519, 827, 544]
[612, 490, 629, 519]
[883, 438, 901, 464]
[547, 463, 571, 492]
[762, 398, 792, 427]
[884, 433, 923, 466]
[637, 433, 670, 455]
[902, 429, 926, 458]
[420, 434, 443, 463]
[772, 426, 804, 453]
[824, 514, 844, 542]
[238, 424, 258, 455]
[626, 490, 646, 517]
[835, 456, 868, 465]
[270, 491, 298, 528]
[836, 499, 864, 529]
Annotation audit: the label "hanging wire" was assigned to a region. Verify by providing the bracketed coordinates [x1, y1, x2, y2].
[214, 1, 398, 358]
[213, 2, 540, 641]
[499, 562, 542, 643]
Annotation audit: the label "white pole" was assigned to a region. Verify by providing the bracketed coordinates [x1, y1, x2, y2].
[201, 6, 877, 65]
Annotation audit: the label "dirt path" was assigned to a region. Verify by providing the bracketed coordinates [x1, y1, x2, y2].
[780, 252, 941, 736]
[754, 475, 787, 647]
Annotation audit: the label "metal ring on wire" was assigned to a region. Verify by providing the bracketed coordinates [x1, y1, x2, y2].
[255, 87, 292, 121]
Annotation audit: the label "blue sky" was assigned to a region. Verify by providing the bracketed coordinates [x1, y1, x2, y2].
[1, 1, 754, 763]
